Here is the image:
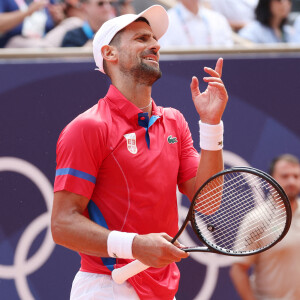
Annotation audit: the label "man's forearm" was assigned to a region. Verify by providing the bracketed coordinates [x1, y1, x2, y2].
[193, 149, 223, 194]
[0, 11, 29, 33]
[51, 210, 111, 257]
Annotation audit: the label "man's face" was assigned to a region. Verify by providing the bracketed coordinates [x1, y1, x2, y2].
[272, 160, 300, 201]
[84, 0, 116, 28]
[115, 21, 162, 86]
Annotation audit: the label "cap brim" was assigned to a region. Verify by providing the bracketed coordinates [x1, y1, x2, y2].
[137, 5, 169, 40]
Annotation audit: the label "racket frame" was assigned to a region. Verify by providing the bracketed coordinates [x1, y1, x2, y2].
[173, 167, 292, 256]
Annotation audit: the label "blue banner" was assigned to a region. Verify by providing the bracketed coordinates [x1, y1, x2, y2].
[1, 53, 299, 300]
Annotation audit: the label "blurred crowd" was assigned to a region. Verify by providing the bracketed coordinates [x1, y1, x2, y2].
[1, 0, 300, 49]
[0, 0, 135, 48]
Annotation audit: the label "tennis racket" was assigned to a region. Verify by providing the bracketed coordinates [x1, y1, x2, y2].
[112, 167, 292, 284]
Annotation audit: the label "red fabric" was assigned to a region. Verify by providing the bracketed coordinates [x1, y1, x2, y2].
[54, 85, 199, 299]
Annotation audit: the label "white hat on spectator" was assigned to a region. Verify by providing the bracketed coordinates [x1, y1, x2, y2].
[93, 5, 169, 74]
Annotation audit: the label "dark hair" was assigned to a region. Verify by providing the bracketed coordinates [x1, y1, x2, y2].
[255, 0, 288, 29]
[103, 17, 150, 76]
[268, 154, 300, 176]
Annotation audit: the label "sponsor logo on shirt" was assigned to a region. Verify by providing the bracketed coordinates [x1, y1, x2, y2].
[124, 133, 138, 154]
[167, 135, 178, 144]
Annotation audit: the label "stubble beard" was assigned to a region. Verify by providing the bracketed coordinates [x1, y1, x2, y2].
[120, 58, 162, 86]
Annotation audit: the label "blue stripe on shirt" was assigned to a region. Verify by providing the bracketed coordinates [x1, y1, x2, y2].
[56, 168, 96, 184]
[88, 200, 116, 271]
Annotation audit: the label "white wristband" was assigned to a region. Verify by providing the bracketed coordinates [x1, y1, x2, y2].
[107, 231, 137, 259]
[199, 120, 224, 151]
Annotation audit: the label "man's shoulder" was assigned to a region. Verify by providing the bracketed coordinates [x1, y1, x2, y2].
[160, 107, 188, 129]
[161, 106, 184, 119]
[66, 99, 111, 130]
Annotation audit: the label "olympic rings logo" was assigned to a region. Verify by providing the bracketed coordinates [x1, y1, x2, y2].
[176, 150, 251, 300]
[1, 151, 250, 300]
[0, 157, 55, 300]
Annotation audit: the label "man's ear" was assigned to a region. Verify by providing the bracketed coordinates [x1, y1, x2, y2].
[101, 45, 118, 63]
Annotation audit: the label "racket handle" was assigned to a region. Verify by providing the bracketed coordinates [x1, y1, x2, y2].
[112, 260, 149, 284]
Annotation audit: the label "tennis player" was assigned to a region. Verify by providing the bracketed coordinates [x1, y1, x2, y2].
[51, 4, 228, 300]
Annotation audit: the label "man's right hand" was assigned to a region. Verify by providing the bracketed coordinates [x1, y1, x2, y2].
[132, 233, 189, 268]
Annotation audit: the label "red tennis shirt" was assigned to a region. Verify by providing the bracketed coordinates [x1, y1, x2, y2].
[54, 85, 200, 299]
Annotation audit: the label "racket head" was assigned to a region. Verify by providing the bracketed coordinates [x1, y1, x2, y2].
[189, 167, 292, 256]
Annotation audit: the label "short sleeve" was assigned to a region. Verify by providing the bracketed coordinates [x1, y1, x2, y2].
[54, 115, 107, 199]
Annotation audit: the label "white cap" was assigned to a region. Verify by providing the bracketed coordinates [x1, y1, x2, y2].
[92, 5, 169, 74]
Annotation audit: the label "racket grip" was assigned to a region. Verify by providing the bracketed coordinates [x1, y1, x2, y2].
[112, 260, 149, 284]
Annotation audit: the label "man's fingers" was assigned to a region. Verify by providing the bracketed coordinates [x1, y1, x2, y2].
[204, 67, 220, 78]
[204, 58, 223, 78]
[161, 232, 173, 242]
[190, 76, 201, 98]
[161, 233, 189, 258]
[214, 57, 223, 77]
[203, 77, 223, 84]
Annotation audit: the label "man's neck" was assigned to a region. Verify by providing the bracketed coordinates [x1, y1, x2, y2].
[112, 80, 153, 116]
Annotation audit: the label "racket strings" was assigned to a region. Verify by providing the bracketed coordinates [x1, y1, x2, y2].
[192, 172, 287, 253]
[195, 173, 283, 218]
[194, 173, 260, 215]
[229, 210, 287, 251]
[212, 180, 285, 234]
[204, 176, 286, 248]
[195, 173, 268, 219]
[218, 195, 286, 251]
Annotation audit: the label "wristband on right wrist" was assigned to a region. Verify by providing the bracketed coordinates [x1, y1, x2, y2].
[199, 120, 224, 151]
[107, 231, 137, 259]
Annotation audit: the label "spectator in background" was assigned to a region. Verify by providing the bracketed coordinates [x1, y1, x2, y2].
[238, 0, 295, 43]
[114, 0, 135, 15]
[291, 13, 300, 42]
[159, 0, 233, 48]
[207, 0, 258, 31]
[5, 0, 86, 48]
[230, 154, 300, 300]
[43, 0, 86, 46]
[0, 0, 65, 48]
[61, 0, 134, 47]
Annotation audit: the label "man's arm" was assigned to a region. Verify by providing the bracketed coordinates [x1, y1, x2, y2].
[230, 262, 257, 300]
[179, 58, 227, 199]
[51, 190, 110, 256]
[51, 190, 188, 266]
[179, 150, 223, 200]
[0, 1, 48, 34]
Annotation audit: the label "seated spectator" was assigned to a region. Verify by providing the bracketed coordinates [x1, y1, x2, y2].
[61, 0, 116, 47]
[159, 0, 233, 48]
[238, 0, 295, 43]
[291, 14, 300, 42]
[207, 0, 258, 31]
[0, 0, 65, 48]
[5, 0, 86, 48]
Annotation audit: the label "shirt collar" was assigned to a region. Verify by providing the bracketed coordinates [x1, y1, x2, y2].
[104, 85, 163, 120]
